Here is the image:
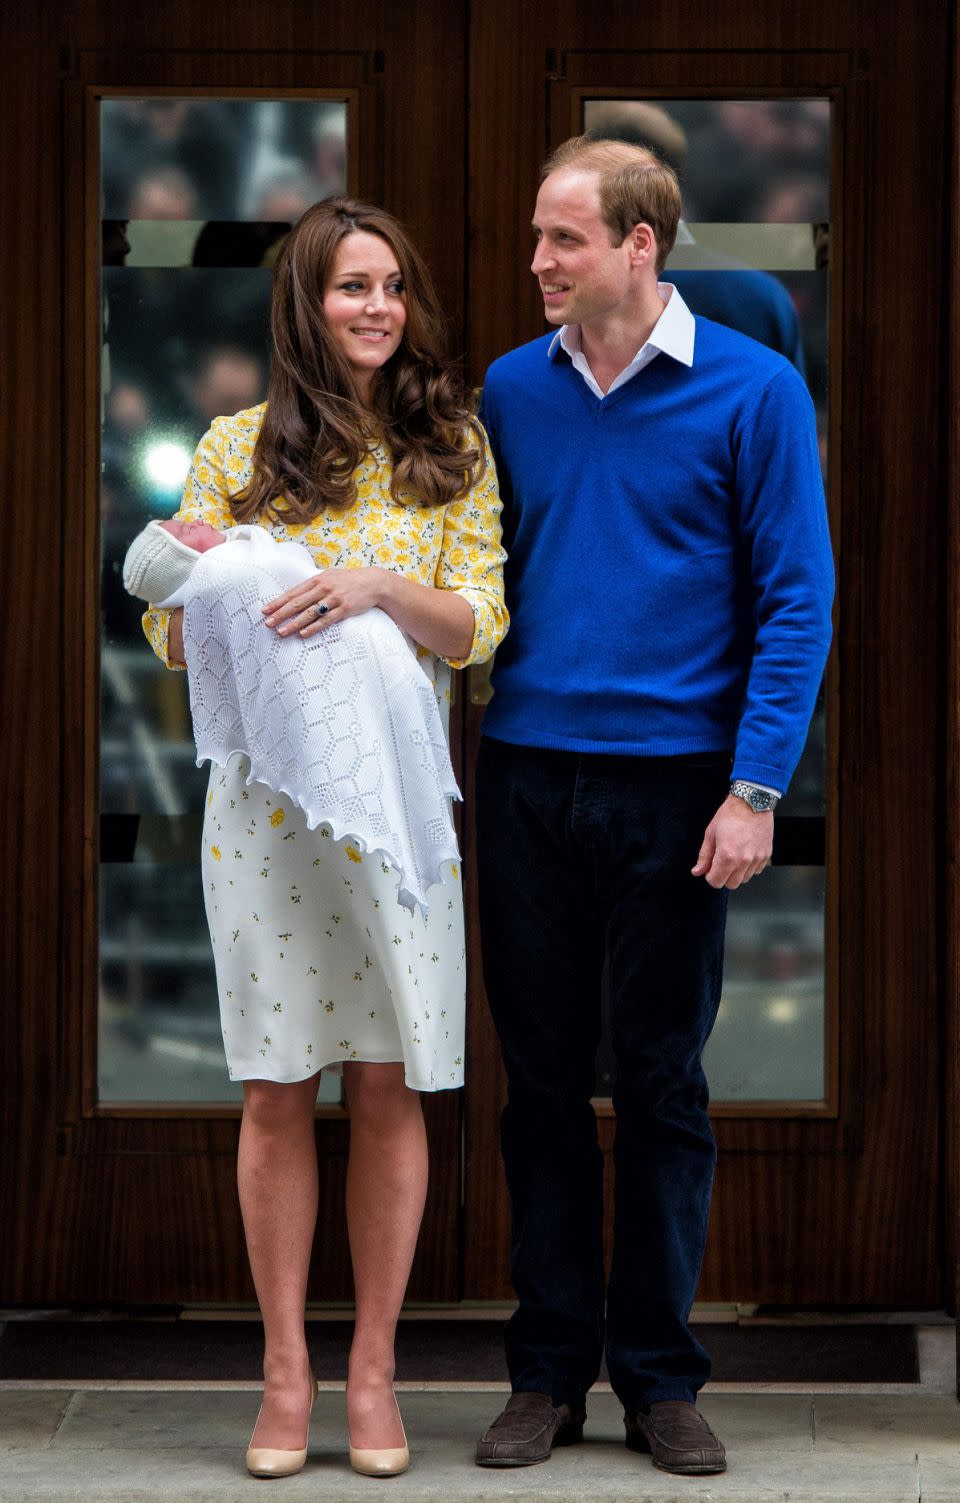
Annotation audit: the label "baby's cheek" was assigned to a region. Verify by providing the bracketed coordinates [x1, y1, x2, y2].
[195, 532, 227, 553]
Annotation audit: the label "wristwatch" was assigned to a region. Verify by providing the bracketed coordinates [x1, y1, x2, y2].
[730, 780, 780, 814]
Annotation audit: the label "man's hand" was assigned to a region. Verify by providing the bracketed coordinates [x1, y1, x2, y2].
[692, 794, 774, 890]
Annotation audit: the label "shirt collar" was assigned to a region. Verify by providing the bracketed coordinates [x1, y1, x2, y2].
[547, 282, 695, 370]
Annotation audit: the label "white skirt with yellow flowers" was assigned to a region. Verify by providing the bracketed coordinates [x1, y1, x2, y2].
[200, 752, 466, 1092]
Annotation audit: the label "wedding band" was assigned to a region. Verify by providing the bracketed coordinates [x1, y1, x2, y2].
[314, 602, 329, 618]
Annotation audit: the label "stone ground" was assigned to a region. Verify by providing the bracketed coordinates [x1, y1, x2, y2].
[2, 1326, 958, 1502]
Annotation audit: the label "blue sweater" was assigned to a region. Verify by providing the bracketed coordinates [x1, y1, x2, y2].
[478, 318, 834, 792]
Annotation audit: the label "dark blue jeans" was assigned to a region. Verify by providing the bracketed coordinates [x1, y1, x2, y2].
[476, 738, 731, 1413]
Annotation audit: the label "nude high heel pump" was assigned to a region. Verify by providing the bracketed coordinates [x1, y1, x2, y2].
[246, 1373, 318, 1478]
[348, 1393, 410, 1478]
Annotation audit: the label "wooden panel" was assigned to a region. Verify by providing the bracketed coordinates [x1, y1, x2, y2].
[949, 0, 960, 1361]
[1, 0, 66, 1305]
[463, 0, 949, 1305]
[1, 0, 466, 1304]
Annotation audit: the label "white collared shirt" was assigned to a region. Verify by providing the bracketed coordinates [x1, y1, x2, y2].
[547, 282, 695, 400]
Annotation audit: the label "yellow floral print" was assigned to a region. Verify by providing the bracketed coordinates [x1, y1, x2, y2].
[142, 403, 508, 672]
[270, 808, 286, 827]
[210, 845, 222, 861]
[345, 846, 363, 864]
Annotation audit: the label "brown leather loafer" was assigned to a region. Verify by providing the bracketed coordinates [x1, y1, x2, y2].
[476, 1391, 586, 1467]
[624, 1400, 726, 1474]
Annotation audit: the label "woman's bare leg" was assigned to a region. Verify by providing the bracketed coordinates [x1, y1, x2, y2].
[238, 1074, 321, 1449]
[343, 1062, 428, 1449]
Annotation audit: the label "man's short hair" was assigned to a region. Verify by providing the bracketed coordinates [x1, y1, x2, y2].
[540, 136, 682, 273]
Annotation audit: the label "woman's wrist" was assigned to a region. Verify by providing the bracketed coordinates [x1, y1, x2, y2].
[376, 568, 400, 612]
[167, 607, 186, 665]
[374, 569, 473, 660]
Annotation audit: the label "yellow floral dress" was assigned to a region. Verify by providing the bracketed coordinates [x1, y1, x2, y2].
[143, 404, 507, 1090]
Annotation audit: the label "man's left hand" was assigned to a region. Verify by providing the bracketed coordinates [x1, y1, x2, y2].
[692, 795, 774, 890]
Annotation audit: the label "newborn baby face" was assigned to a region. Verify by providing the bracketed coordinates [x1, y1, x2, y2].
[160, 518, 226, 553]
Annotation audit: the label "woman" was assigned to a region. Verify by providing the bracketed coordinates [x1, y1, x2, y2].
[142, 197, 507, 1478]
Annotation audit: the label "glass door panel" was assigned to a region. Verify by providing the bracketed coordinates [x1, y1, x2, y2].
[99, 96, 351, 1104]
[582, 97, 832, 1106]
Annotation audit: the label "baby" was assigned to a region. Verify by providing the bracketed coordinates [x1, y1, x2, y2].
[123, 518, 461, 915]
[123, 517, 233, 604]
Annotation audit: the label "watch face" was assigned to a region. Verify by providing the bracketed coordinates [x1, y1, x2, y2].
[731, 781, 778, 812]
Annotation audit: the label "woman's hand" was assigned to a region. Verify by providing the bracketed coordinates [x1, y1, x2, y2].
[262, 567, 389, 639]
[263, 565, 475, 660]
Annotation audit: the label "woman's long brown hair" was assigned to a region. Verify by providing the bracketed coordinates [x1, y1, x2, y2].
[230, 197, 484, 522]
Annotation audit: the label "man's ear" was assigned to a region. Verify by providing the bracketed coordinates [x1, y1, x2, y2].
[628, 222, 657, 268]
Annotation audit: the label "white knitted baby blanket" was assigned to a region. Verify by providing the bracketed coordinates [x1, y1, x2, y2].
[176, 527, 462, 916]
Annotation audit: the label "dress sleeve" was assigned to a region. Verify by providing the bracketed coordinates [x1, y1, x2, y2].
[142, 418, 237, 669]
[434, 427, 510, 669]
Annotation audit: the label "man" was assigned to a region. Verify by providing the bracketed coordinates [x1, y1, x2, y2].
[474, 137, 833, 1477]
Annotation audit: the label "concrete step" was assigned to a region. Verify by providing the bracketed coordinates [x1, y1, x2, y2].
[3, 1387, 960, 1502]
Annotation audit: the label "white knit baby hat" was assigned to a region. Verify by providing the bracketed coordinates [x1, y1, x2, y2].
[122, 520, 200, 603]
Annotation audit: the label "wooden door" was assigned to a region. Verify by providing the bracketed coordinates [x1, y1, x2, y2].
[461, 0, 953, 1307]
[1, 0, 467, 1304]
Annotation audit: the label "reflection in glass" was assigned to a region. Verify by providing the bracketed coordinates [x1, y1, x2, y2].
[582, 98, 830, 223]
[583, 97, 832, 1103]
[670, 224, 819, 270]
[100, 864, 344, 1105]
[99, 99, 349, 1105]
[101, 98, 348, 222]
[703, 867, 825, 1101]
[100, 864, 240, 1103]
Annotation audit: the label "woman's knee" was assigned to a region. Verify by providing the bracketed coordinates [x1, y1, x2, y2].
[242, 1075, 319, 1133]
[343, 1062, 416, 1126]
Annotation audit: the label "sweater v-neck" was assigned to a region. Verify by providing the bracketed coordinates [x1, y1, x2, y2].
[555, 350, 676, 417]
